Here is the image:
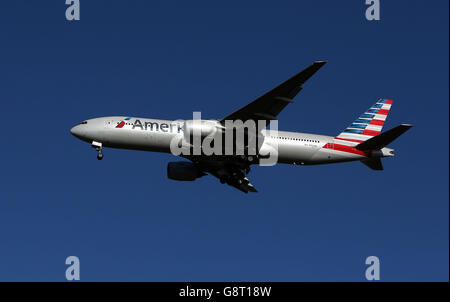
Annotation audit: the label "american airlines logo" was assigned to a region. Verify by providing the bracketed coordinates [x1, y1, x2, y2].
[115, 117, 132, 128]
[116, 117, 184, 133]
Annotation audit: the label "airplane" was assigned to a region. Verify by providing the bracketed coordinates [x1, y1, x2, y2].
[70, 61, 412, 193]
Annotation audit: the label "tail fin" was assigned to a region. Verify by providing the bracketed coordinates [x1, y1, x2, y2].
[355, 124, 413, 150]
[335, 99, 393, 146]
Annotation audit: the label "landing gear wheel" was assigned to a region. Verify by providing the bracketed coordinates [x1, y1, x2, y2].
[92, 141, 104, 161]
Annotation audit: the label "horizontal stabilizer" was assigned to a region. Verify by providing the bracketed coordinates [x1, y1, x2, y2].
[361, 158, 383, 170]
[355, 124, 413, 150]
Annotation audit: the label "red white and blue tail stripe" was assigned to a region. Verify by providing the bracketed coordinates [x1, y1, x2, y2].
[334, 99, 393, 146]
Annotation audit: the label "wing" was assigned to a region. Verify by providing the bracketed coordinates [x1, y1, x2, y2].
[220, 61, 327, 125]
[179, 62, 327, 193]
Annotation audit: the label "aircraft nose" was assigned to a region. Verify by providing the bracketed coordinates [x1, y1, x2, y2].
[70, 125, 84, 139]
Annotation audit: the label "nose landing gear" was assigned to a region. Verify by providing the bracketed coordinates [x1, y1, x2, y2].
[91, 141, 103, 160]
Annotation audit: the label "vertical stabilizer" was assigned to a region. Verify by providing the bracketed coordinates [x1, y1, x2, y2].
[335, 99, 393, 146]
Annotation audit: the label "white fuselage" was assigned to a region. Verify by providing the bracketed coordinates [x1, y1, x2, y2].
[70, 116, 393, 166]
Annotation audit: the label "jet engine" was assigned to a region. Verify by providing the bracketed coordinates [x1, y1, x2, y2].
[167, 161, 206, 181]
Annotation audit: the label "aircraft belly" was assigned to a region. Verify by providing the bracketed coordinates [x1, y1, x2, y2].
[276, 144, 317, 164]
[275, 141, 364, 165]
[309, 148, 365, 165]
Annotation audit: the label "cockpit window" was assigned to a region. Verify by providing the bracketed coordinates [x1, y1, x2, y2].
[80, 121, 88, 124]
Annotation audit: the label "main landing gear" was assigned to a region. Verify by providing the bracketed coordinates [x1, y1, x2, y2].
[91, 141, 103, 160]
[218, 164, 251, 185]
[245, 165, 251, 175]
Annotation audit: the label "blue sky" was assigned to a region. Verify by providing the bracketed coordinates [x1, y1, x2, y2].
[0, 1, 448, 281]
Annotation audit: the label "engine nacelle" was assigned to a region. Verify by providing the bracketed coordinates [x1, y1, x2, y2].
[183, 120, 220, 142]
[167, 161, 205, 181]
